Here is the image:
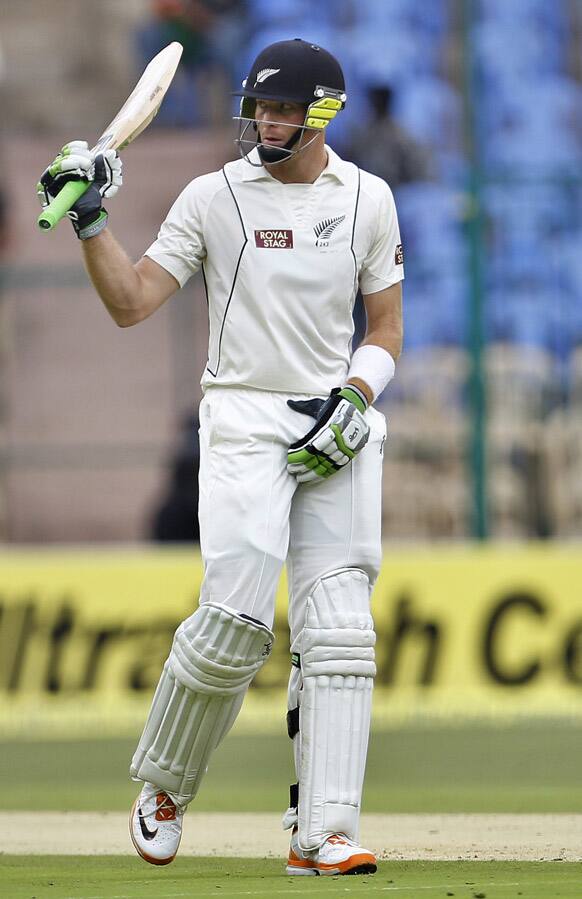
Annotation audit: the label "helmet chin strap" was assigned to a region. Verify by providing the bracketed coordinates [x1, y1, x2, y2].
[256, 126, 302, 164]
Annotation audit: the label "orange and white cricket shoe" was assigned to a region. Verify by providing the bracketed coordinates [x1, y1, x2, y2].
[129, 783, 184, 866]
[287, 829, 377, 876]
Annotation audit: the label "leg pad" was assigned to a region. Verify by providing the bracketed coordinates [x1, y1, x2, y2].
[293, 569, 375, 849]
[131, 603, 273, 807]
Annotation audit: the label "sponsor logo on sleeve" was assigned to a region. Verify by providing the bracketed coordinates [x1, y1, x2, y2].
[254, 229, 294, 249]
[395, 243, 404, 265]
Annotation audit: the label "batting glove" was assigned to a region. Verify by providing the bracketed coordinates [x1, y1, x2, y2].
[37, 140, 122, 239]
[287, 385, 370, 484]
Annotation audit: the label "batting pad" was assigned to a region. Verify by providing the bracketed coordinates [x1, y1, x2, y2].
[130, 602, 274, 807]
[296, 568, 376, 849]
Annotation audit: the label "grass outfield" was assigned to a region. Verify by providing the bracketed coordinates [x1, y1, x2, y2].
[4, 723, 581, 896]
[2, 721, 582, 813]
[2, 858, 582, 899]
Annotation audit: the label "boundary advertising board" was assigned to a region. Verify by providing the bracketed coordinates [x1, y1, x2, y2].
[1, 545, 582, 737]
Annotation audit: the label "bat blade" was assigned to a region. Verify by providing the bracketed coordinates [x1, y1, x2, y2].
[38, 42, 183, 232]
[92, 41, 183, 153]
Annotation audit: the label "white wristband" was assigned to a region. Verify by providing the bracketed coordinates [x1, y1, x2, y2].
[346, 345, 396, 403]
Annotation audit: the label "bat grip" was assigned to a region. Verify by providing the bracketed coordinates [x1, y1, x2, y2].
[37, 179, 90, 231]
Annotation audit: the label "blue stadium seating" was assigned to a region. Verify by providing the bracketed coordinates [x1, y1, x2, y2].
[240, 0, 581, 361]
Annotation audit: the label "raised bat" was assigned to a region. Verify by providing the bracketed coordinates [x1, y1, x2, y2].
[38, 41, 183, 231]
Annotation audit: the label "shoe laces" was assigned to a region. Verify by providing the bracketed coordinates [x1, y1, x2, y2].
[140, 787, 183, 821]
[155, 794, 177, 822]
[326, 833, 357, 847]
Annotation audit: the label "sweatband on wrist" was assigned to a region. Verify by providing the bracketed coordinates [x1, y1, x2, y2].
[75, 209, 108, 241]
[346, 345, 396, 403]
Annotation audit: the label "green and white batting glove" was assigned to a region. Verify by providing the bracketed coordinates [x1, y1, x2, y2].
[37, 140, 122, 239]
[287, 385, 370, 484]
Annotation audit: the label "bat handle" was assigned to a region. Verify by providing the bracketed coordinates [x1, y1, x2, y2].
[37, 179, 90, 231]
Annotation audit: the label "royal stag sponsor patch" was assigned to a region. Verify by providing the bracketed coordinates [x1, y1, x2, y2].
[254, 229, 294, 249]
[395, 243, 404, 265]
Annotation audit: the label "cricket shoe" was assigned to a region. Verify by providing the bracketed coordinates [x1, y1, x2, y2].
[286, 829, 377, 876]
[129, 783, 184, 865]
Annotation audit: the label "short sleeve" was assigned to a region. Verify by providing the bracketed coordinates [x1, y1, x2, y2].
[359, 182, 404, 295]
[144, 183, 206, 288]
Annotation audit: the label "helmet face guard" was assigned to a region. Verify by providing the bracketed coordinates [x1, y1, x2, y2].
[233, 39, 347, 166]
[235, 86, 347, 165]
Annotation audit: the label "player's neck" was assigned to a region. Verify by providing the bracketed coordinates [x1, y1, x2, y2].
[264, 141, 328, 185]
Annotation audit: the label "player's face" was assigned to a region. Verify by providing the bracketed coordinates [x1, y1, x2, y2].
[254, 100, 306, 147]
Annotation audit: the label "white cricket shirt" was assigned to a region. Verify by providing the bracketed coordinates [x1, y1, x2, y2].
[145, 146, 404, 395]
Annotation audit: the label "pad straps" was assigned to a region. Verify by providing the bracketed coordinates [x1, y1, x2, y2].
[131, 603, 274, 807]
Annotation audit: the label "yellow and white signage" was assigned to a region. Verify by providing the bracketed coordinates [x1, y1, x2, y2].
[1, 545, 581, 737]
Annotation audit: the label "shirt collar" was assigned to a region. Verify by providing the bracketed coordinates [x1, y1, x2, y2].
[320, 146, 347, 184]
[239, 145, 347, 184]
[239, 148, 274, 180]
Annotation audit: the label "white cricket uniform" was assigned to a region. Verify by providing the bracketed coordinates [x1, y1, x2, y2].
[145, 146, 403, 637]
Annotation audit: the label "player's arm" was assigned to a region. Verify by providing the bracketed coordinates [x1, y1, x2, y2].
[286, 178, 404, 483]
[81, 231, 179, 327]
[286, 283, 403, 483]
[38, 140, 181, 326]
[348, 282, 403, 404]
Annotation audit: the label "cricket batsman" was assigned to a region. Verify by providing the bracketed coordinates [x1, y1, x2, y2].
[38, 38, 404, 876]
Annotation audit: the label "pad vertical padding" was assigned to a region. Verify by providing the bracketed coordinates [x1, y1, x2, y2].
[297, 569, 375, 849]
[131, 603, 273, 806]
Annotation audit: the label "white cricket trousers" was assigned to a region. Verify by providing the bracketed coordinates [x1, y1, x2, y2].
[198, 387, 386, 641]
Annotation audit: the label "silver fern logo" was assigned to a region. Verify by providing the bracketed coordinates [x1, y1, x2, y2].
[313, 214, 346, 247]
[254, 68, 280, 86]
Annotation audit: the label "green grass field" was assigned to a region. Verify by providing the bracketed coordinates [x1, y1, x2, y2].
[3, 721, 581, 812]
[2, 857, 582, 899]
[3, 721, 581, 898]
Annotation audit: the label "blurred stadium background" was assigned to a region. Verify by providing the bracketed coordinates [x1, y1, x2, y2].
[2, 0, 582, 827]
[2, 0, 582, 544]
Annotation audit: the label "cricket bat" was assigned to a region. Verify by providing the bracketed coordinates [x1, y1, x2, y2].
[38, 41, 183, 231]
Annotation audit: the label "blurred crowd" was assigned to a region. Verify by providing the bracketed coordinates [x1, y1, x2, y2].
[145, 0, 582, 544]
[2, 0, 582, 543]
[136, 0, 582, 356]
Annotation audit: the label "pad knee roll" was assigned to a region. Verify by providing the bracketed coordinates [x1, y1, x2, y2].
[293, 569, 376, 849]
[131, 603, 273, 807]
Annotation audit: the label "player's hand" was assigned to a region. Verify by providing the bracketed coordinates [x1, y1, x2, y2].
[37, 140, 122, 239]
[287, 386, 370, 483]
